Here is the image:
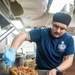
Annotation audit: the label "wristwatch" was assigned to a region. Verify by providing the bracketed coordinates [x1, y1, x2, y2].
[55, 67, 60, 74]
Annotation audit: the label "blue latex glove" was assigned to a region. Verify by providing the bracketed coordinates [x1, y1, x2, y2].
[2, 48, 16, 68]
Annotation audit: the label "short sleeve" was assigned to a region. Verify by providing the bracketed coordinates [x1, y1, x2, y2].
[28, 28, 42, 43]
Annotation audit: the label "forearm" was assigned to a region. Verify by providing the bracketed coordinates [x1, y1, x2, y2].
[10, 32, 29, 50]
[57, 55, 74, 72]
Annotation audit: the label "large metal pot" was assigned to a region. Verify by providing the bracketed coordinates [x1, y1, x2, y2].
[0, 53, 8, 75]
[0, 60, 8, 75]
[0, 54, 25, 75]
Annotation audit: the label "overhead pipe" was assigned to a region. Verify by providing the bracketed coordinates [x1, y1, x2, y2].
[46, 0, 53, 12]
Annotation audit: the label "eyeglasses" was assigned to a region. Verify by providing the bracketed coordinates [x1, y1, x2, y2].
[53, 24, 67, 31]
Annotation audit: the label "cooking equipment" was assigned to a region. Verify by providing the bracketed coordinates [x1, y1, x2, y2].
[0, 60, 8, 75]
[0, 53, 9, 75]
[37, 70, 49, 75]
[2, 70, 49, 75]
[0, 53, 25, 75]
[0, 53, 49, 75]
[12, 55, 25, 67]
[0, 53, 2, 60]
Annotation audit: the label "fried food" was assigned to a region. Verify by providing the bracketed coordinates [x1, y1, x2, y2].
[24, 59, 36, 69]
[9, 66, 38, 75]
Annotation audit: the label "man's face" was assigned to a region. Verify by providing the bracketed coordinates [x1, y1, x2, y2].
[51, 22, 68, 38]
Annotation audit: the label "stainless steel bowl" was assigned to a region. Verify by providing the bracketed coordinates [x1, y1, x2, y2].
[12, 55, 25, 67]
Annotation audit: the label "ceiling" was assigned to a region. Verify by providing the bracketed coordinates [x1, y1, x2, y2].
[1, 0, 75, 33]
[9, 0, 52, 28]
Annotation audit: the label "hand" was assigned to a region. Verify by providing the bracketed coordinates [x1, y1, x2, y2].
[49, 68, 57, 75]
[2, 48, 16, 68]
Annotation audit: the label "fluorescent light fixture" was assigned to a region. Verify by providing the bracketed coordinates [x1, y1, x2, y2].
[11, 20, 24, 29]
[49, 0, 68, 13]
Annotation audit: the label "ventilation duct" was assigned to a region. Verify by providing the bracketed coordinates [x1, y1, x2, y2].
[0, 13, 10, 28]
[9, 0, 24, 16]
[0, 1, 10, 28]
[0, 0, 15, 28]
[0, 0, 15, 20]
[0, 0, 16, 41]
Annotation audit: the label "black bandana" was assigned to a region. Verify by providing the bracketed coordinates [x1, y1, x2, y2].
[53, 12, 71, 26]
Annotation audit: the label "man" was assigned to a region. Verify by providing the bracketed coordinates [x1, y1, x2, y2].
[2, 12, 74, 75]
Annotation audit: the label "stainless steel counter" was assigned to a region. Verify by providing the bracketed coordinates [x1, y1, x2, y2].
[37, 70, 49, 75]
[2, 70, 49, 75]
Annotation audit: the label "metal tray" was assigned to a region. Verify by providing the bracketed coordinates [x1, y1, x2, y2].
[37, 70, 49, 75]
[2, 70, 49, 75]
